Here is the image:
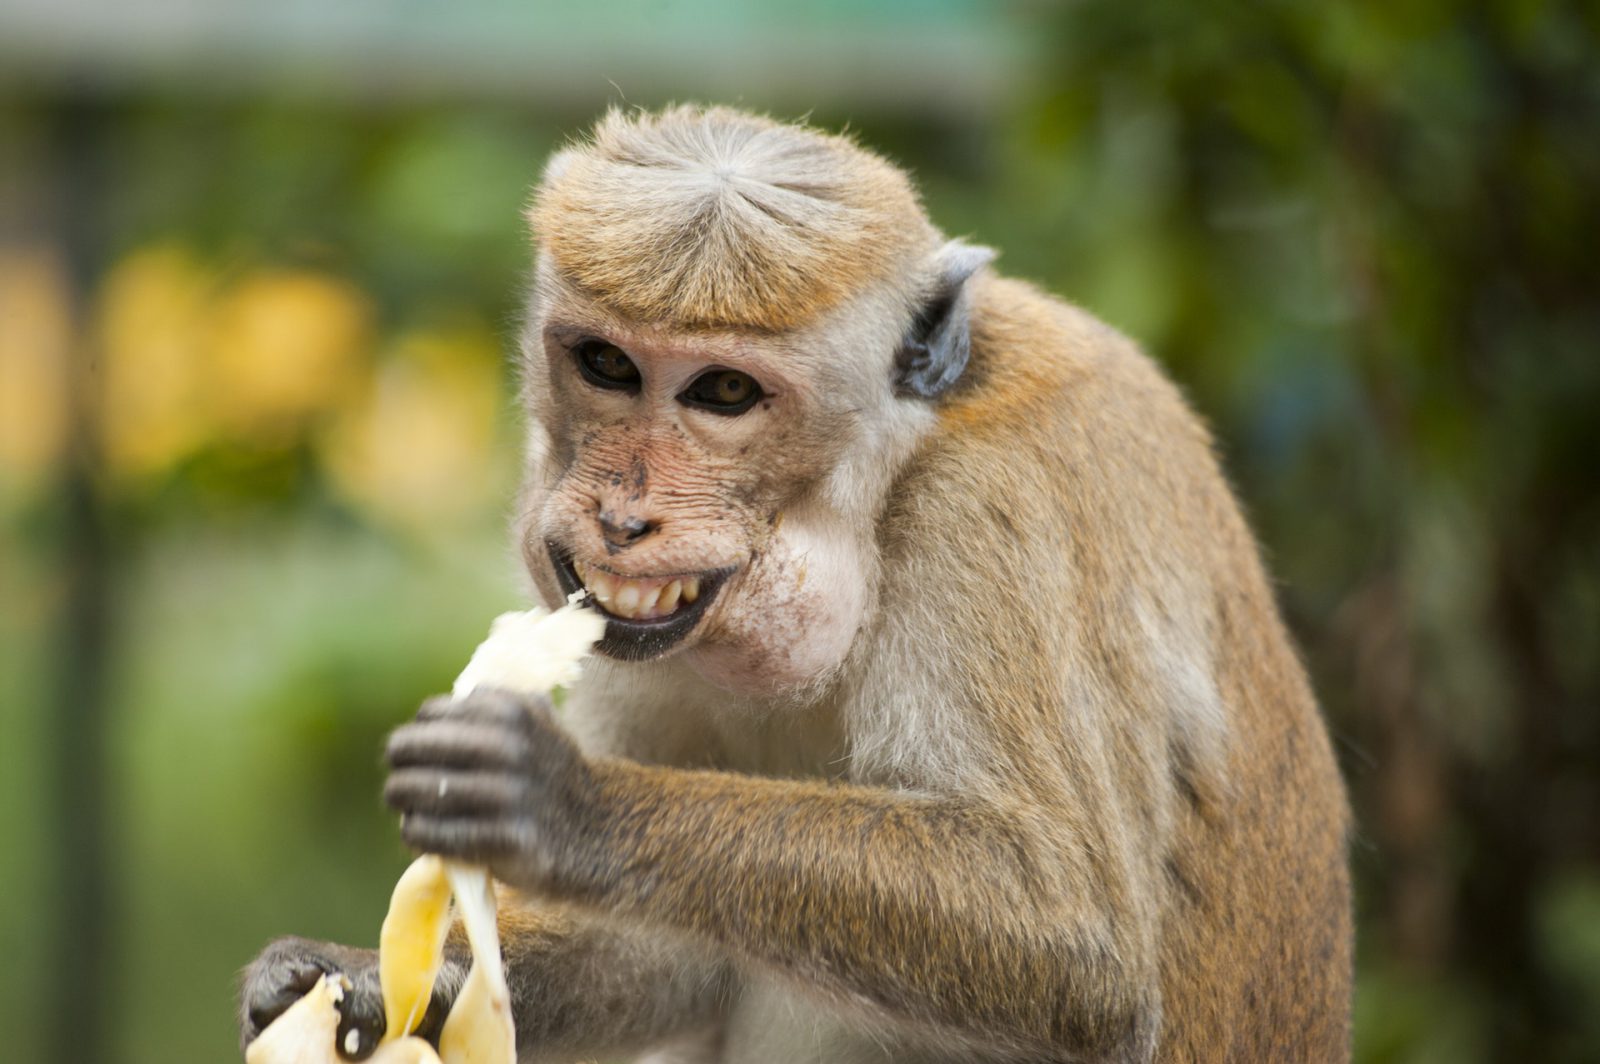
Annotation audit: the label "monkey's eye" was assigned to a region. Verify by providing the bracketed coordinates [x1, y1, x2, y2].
[679, 369, 763, 415]
[574, 342, 641, 392]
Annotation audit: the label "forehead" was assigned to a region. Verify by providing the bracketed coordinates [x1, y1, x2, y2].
[526, 106, 937, 334]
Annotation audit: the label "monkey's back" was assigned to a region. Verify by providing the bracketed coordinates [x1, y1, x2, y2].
[866, 275, 1353, 1061]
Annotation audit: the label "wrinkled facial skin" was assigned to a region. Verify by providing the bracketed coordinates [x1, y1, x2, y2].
[517, 297, 884, 696]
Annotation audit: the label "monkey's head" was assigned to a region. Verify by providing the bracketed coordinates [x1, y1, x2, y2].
[516, 106, 991, 695]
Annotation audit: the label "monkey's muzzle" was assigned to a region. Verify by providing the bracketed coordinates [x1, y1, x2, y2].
[547, 542, 732, 662]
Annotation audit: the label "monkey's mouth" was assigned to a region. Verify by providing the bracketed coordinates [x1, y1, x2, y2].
[548, 543, 731, 661]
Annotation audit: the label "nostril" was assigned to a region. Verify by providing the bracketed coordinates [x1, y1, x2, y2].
[598, 510, 656, 544]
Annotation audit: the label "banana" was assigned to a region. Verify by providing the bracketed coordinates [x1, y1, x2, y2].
[244, 973, 348, 1064]
[245, 597, 604, 1064]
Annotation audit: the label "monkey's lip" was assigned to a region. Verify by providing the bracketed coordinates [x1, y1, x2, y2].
[548, 543, 732, 662]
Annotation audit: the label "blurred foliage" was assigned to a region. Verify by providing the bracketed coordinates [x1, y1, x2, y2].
[1, 1, 1598, 1062]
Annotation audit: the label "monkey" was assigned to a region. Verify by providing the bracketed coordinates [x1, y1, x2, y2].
[242, 105, 1352, 1063]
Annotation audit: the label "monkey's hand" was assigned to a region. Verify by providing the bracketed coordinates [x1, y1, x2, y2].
[240, 936, 458, 1060]
[383, 688, 602, 896]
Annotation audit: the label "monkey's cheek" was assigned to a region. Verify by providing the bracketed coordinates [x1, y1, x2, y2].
[686, 582, 863, 695]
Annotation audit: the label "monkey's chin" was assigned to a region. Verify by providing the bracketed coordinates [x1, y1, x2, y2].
[547, 542, 733, 662]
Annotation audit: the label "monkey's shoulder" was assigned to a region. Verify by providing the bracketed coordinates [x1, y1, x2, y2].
[946, 274, 1197, 448]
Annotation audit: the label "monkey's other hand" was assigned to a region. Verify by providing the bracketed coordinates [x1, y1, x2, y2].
[384, 688, 604, 895]
[240, 937, 395, 1059]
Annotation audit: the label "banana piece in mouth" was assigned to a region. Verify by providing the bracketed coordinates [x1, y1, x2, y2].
[428, 597, 604, 1063]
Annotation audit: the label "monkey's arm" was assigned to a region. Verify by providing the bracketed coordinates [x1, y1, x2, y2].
[241, 904, 731, 1061]
[473, 901, 733, 1061]
[387, 692, 1158, 1062]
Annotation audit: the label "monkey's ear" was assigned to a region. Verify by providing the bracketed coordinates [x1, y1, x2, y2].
[894, 240, 996, 400]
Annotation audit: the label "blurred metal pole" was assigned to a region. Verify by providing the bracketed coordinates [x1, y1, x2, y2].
[47, 96, 114, 1064]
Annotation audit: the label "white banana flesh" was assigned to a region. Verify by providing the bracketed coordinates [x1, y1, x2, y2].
[437, 865, 515, 1064]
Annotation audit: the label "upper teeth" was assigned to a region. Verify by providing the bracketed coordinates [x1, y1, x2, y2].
[574, 562, 700, 621]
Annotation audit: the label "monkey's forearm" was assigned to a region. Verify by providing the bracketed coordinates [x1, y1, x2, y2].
[483, 902, 733, 1061]
[564, 762, 1155, 1061]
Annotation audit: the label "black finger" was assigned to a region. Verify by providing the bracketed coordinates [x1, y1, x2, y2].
[334, 964, 386, 1061]
[386, 719, 529, 772]
[384, 768, 526, 818]
[415, 687, 551, 725]
[242, 948, 330, 1046]
[252, 960, 323, 1027]
[414, 693, 458, 722]
[473, 686, 554, 719]
[398, 813, 521, 864]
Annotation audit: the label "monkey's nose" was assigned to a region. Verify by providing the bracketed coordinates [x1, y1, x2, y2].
[598, 510, 657, 548]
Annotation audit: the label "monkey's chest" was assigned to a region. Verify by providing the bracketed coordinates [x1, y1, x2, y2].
[703, 976, 975, 1064]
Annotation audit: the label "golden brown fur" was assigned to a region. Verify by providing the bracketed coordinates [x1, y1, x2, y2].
[529, 105, 938, 331]
[885, 275, 1355, 1058]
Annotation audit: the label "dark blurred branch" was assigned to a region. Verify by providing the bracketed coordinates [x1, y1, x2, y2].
[47, 97, 114, 1064]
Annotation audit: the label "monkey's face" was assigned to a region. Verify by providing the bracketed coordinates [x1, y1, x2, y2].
[518, 306, 910, 695]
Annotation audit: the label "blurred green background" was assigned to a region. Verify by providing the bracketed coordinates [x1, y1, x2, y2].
[2, 1, 1597, 1061]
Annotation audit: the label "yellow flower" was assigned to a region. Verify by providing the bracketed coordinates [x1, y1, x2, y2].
[95, 243, 216, 482]
[321, 326, 506, 532]
[209, 270, 375, 443]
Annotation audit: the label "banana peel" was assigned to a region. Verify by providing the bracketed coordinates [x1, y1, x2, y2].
[380, 854, 453, 1041]
[243, 973, 348, 1064]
